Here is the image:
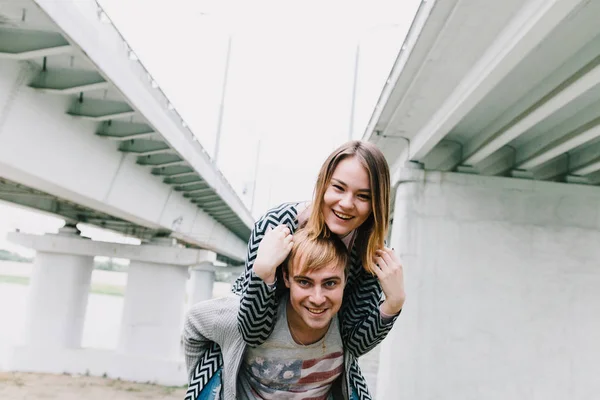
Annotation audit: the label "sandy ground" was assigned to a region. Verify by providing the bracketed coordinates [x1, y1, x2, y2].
[0, 371, 186, 399]
[0, 261, 382, 397]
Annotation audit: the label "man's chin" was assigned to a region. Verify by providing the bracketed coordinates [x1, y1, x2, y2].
[301, 313, 332, 330]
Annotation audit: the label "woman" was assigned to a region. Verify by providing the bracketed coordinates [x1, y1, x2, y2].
[185, 140, 405, 400]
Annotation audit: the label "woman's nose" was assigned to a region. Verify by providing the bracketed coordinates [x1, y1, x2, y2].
[338, 193, 353, 208]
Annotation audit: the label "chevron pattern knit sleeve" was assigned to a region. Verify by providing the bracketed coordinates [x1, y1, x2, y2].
[339, 251, 400, 358]
[231, 202, 299, 346]
[182, 298, 234, 381]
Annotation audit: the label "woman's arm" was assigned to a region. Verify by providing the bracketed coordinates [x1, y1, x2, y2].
[232, 203, 299, 346]
[339, 248, 404, 358]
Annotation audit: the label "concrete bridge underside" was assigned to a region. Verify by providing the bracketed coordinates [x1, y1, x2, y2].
[0, 0, 253, 386]
[367, 1, 600, 399]
[0, 0, 252, 262]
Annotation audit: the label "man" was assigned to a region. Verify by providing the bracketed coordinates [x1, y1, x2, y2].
[183, 225, 403, 399]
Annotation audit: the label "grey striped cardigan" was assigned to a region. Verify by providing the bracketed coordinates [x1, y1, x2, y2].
[185, 202, 399, 400]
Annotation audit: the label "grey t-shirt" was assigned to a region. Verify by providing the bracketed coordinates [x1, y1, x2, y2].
[237, 295, 344, 399]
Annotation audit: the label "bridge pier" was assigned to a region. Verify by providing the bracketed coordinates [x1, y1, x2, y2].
[118, 238, 187, 360]
[113, 238, 189, 383]
[378, 168, 600, 399]
[5, 230, 222, 385]
[189, 251, 217, 306]
[22, 226, 94, 350]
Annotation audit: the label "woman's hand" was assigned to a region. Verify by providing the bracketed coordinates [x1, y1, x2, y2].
[253, 225, 294, 285]
[373, 248, 406, 315]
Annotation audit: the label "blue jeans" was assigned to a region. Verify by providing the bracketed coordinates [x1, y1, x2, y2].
[196, 369, 222, 400]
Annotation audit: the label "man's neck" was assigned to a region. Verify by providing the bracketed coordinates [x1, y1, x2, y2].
[286, 301, 331, 345]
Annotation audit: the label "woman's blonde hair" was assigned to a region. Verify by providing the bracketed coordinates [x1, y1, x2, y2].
[304, 140, 390, 274]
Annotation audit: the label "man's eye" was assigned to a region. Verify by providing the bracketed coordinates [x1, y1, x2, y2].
[324, 281, 337, 288]
[298, 280, 310, 287]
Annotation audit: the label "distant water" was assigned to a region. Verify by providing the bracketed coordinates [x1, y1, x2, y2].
[0, 283, 124, 368]
[0, 279, 379, 396]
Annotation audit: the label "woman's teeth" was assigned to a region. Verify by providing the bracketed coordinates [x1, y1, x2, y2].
[333, 210, 352, 220]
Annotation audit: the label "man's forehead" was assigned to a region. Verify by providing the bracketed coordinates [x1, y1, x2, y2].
[291, 260, 345, 279]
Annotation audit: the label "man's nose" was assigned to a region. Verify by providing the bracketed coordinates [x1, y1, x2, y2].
[309, 287, 326, 305]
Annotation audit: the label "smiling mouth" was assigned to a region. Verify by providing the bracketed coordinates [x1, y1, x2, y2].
[332, 210, 353, 220]
[307, 308, 326, 315]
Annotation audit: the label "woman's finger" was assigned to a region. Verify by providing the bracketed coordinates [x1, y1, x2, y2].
[373, 256, 388, 274]
[372, 260, 383, 279]
[376, 250, 395, 268]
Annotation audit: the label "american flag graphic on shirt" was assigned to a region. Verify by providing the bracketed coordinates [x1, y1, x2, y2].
[242, 351, 344, 399]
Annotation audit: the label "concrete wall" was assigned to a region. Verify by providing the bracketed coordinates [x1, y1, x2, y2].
[379, 169, 600, 400]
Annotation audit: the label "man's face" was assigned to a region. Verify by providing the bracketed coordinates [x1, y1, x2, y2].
[283, 257, 346, 340]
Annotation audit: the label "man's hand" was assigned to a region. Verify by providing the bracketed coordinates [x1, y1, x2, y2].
[373, 248, 406, 315]
[253, 225, 294, 285]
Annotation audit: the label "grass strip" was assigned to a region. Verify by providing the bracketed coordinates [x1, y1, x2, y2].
[0, 275, 29, 285]
[0, 275, 125, 297]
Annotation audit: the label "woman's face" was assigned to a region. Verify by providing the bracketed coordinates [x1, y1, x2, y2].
[321, 156, 372, 237]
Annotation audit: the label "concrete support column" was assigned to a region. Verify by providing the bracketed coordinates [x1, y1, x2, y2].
[117, 238, 188, 361]
[7, 230, 213, 385]
[189, 250, 217, 305]
[377, 169, 600, 400]
[23, 225, 94, 349]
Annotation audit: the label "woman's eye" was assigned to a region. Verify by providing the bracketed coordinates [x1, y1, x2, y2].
[358, 194, 371, 201]
[332, 184, 343, 191]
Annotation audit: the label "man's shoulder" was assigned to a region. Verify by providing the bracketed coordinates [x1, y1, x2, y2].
[187, 296, 240, 326]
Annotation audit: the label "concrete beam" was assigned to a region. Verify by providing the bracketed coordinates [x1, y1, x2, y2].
[464, 57, 600, 165]
[96, 121, 156, 141]
[175, 183, 209, 191]
[568, 139, 600, 175]
[151, 167, 195, 177]
[530, 154, 569, 181]
[163, 175, 204, 185]
[194, 194, 221, 203]
[29, 69, 109, 94]
[572, 161, 600, 176]
[68, 98, 136, 121]
[184, 188, 215, 198]
[513, 99, 600, 166]
[420, 140, 462, 171]
[409, 0, 586, 162]
[136, 154, 185, 167]
[118, 139, 174, 157]
[472, 146, 516, 176]
[512, 154, 569, 181]
[517, 116, 600, 170]
[8, 232, 215, 266]
[0, 27, 71, 60]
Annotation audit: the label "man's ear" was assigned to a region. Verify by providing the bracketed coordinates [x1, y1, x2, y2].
[283, 265, 291, 289]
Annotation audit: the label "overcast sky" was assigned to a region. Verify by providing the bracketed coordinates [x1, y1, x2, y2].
[0, 0, 421, 255]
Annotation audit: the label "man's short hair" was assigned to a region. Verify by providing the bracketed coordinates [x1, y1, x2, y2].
[284, 228, 349, 277]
